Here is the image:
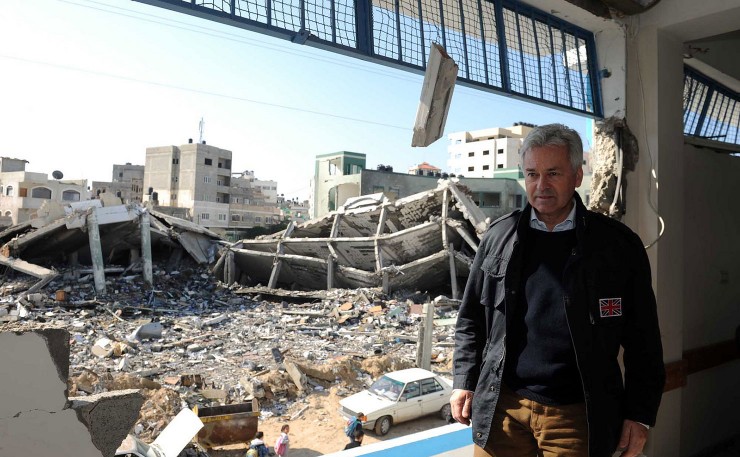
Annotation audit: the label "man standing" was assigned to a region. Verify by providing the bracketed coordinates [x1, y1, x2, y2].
[451, 124, 665, 457]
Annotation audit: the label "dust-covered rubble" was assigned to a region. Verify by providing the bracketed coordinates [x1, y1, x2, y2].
[0, 260, 458, 444]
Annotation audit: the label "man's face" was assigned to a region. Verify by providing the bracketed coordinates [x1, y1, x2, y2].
[523, 144, 583, 228]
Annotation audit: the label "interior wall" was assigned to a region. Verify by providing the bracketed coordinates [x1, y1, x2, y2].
[680, 144, 740, 455]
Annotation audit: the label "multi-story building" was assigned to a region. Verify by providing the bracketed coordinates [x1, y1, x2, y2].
[447, 123, 535, 178]
[143, 140, 233, 230]
[312, 151, 525, 220]
[0, 157, 90, 226]
[91, 162, 145, 204]
[228, 171, 282, 230]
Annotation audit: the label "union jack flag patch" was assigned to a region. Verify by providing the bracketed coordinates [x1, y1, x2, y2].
[599, 298, 622, 317]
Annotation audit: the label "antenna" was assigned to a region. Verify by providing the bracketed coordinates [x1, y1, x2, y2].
[198, 117, 205, 144]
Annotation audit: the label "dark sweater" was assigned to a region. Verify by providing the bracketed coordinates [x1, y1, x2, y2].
[504, 228, 583, 405]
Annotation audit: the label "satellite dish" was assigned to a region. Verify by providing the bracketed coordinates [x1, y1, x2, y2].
[52, 170, 64, 180]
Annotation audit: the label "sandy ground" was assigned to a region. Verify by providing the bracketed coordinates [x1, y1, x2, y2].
[227, 387, 453, 456]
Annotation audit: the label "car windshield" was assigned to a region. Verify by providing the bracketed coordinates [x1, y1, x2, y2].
[369, 375, 404, 401]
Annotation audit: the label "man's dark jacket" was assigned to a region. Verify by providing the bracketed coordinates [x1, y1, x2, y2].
[453, 195, 665, 457]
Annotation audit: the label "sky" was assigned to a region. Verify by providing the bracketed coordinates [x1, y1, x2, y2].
[0, 0, 591, 201]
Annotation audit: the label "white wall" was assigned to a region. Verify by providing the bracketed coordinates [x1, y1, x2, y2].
[680, 145, 740, 455]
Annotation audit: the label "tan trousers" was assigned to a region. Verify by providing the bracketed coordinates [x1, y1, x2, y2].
[474, 385, 588, 457]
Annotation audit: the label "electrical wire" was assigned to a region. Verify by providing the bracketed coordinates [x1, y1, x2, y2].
[629, 16, 665, 250]
[0, 53, 411, 132]
[55, 0, 422, 85]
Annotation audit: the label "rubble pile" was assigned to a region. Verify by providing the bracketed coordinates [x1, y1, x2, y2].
[0, 261, 458, 443]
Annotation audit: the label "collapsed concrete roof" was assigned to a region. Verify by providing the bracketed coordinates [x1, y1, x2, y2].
[0, 199, 223, 294]
[221, 180, 490, 295]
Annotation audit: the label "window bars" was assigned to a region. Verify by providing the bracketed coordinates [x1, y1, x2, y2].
[135, 0, 602, 116]
[683, 65, 740, 146]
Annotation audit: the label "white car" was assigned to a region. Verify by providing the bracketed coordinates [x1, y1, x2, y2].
[339, 368, 454, 436]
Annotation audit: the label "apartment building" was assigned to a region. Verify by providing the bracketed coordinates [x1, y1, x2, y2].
[447, 123, 535, 178]
[143, 140, 233, 230]
[91, 162, 145, 204]
[0, 157, 90, 226]
[229, 171, 281, 229]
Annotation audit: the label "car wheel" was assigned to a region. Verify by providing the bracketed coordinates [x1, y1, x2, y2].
[441, 404, 453, 423]
[374, 415, 392, 435]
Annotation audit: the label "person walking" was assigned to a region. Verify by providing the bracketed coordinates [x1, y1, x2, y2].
[274, 424, 290, 457]
[248, 431, 269, 457]
[343, 429, 364, 450]
[451, 123, 665, 457]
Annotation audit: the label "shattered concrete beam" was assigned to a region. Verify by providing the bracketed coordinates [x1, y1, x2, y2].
[268, 222, 295, 288]
[448, 243, 459, 299]
[450, 221, 479, 252]
[0, 255, 57, 279]
[447, 183, 489, 236]
[1, 218, 67, 256]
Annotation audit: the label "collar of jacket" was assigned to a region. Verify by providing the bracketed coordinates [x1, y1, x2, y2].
[515, 192, 589, 251]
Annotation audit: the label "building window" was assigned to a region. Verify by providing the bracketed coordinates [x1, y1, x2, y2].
[468, 152, 474, 157]
[4, 211, 11, 217]
[200, 213, 210, 220]
[479, 192, 502, 208]
[31, 187, 52, 199]
[173, 158, 179, 165]
[203, 176, 212, 183]
[205, 158, 212, 166]
[483, 150, 490, 155]
[497, 148, 504, 154]
[62, 190, 81, 202]
[372, 185, 385, 193]
[387, 187, 400, 199]
[497, 164, 504, 169]
[5, 186, 13, 197]
[231, 214, 240, 222]
[468, 166, 474, 172]
[255, 216, 262, 222]
[482, 165, 490, 170]
[218, 214, 227, 221]
[172, 194, 177, 200]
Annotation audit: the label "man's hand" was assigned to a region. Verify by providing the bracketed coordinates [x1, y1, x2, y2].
[450, 389, 474, 425]
[616, 420, 649, 457]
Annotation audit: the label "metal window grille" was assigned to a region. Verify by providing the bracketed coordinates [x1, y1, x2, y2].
[135, 0, 602, 116]
[683, 65, 739, 146]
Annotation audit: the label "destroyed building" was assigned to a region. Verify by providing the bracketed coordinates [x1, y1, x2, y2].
[222, 180, 490, 297]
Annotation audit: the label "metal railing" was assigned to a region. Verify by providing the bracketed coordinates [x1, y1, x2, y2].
[683, 65, 740, 146]
[134, 0, 602, 116]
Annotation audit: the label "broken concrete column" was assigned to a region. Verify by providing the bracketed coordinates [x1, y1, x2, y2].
[69, 389, 145, 457]
[0, 329, 128, 456]
[86, 207, 107, 294]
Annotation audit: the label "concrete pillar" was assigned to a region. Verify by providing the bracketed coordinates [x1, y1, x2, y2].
[140, 211, 153, 287]
[86, 208, 106, 295]
[624, 24, 685, 457]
